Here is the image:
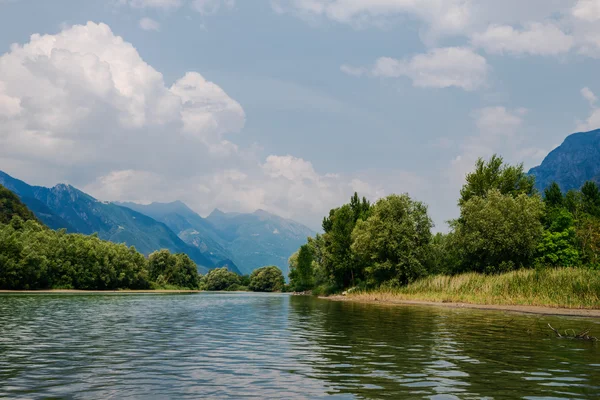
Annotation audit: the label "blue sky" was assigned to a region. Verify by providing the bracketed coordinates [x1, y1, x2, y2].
[0, 0, 599, 231]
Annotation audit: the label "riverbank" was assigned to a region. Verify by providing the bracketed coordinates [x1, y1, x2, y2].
[325, 296, 600, 317]
[325, 268, 600, 317]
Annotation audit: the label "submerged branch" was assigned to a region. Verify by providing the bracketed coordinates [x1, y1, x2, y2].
[548, 323, 598, 341]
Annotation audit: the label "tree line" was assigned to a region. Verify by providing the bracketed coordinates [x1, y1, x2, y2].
[0, 184, 286, 291]
[288, 155, 600, 294]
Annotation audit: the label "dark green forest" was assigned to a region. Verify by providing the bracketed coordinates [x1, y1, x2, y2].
[288, 155, 600, 294]
[0, 185, 197, 290]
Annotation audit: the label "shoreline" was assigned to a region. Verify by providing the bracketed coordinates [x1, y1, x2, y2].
[324, 295, 600, 318]
[0, 289, 201, 294]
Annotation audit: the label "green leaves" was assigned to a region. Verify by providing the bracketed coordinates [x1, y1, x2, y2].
[459, 154, 535, 206]
[248, 266, 285, 292]
[452, 189, 545, 273]
[351, 194, 432, 286]
[201, 267, 240, 291]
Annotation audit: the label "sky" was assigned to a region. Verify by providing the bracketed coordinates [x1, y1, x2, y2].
[0, 0, 599, 231]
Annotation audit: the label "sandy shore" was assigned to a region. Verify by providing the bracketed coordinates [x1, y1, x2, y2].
[324, 295, 600, 318]
[0, 289, 201, 294]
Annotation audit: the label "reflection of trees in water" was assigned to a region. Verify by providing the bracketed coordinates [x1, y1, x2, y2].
[288, 297, 600, 399]
[288, 297, 475, 399]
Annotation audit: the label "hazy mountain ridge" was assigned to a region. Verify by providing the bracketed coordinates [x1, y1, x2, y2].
[119, 203, 316, 275]
[529, 128, 600, 192]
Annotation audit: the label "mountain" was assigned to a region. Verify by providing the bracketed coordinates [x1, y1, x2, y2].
[116, 201, 234, 265]
[529, 128, 600, 192]
[205, 209, 316, 276]
[118, 202, 316, 276]
[0, 171, 230, 274]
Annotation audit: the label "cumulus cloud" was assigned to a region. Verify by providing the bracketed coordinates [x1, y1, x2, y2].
[471, 22, 574, 56]
[139, 17, 161, 31]
[347, 47, 489, 91]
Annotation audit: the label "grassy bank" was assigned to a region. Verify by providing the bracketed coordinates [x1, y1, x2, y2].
[346, 268, 600, 309]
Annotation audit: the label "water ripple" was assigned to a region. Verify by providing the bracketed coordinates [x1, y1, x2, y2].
[0, 293, 599, 399]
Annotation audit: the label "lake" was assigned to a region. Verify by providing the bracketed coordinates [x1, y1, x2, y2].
[0, 293, 599, 399]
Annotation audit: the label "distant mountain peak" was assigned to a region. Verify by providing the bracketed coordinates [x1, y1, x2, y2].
[529, 128, 600, 192]
[209, 208, 226, 217]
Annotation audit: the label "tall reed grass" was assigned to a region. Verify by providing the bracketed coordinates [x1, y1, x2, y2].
[348, 268, 600, 309]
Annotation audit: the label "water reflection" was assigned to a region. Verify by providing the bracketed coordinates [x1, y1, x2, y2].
[287, 296, 600, 399]
[0, 293, 598, 399]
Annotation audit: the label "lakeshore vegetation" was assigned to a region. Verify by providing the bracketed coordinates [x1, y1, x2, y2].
[288, 155, 600, 308]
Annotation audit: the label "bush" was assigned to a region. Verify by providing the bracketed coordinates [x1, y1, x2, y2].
[148, 250, 200, 289]
[202, 267, 240, 291]
[248, 266, 285, 292]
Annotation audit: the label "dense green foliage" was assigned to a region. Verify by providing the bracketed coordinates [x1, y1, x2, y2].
[459, 155, 535, 206]
[0, 217, 152, 290]
[0, 185, 38, 224]
[290, 155, 600, 294]
[248, 266, 285, 292]
[288, 244, 314, 291]
[352, 194, 432, 286]
[451, 189, 545, 273]
[201, 267, 241, 291]
[148, 250, 200, 289]
[0, 191, 201, 290]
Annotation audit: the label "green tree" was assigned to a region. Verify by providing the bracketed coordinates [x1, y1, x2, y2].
[320, 193, 372, 289]
[202, 267, 240, 291]
[0, 185, 38, 224]
[426, 232, 460, 275]
[351, 194, 433, 286]
[544, 182, 564, 208]
[452, 189, 545, 273]
[289, 244, 314, 291]
[148, 250, 200, 289]
[249, 266, 285, 292]
[581, 181, 600, 217]
[459, 154, 535, 206]
[0, 217, 151, 290]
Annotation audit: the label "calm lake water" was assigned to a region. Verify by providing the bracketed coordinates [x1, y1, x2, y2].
[0, 293, 599, 399]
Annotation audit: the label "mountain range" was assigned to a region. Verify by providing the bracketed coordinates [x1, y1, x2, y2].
[529, 128, 600, 192]
[117, 202, 315, 276]
[0, 171, 315, 275]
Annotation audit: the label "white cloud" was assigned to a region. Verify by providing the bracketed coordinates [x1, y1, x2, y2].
[271, 0, 472, 36]
[573, 0, 600, 21]
[472, 22, 574, 56]
[577, 86, 600, 131]
[363, 47, 489, 91]
[0, 22, 244, 194]
[582, 86, 598, 105]
[139, 17, 161, 31]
